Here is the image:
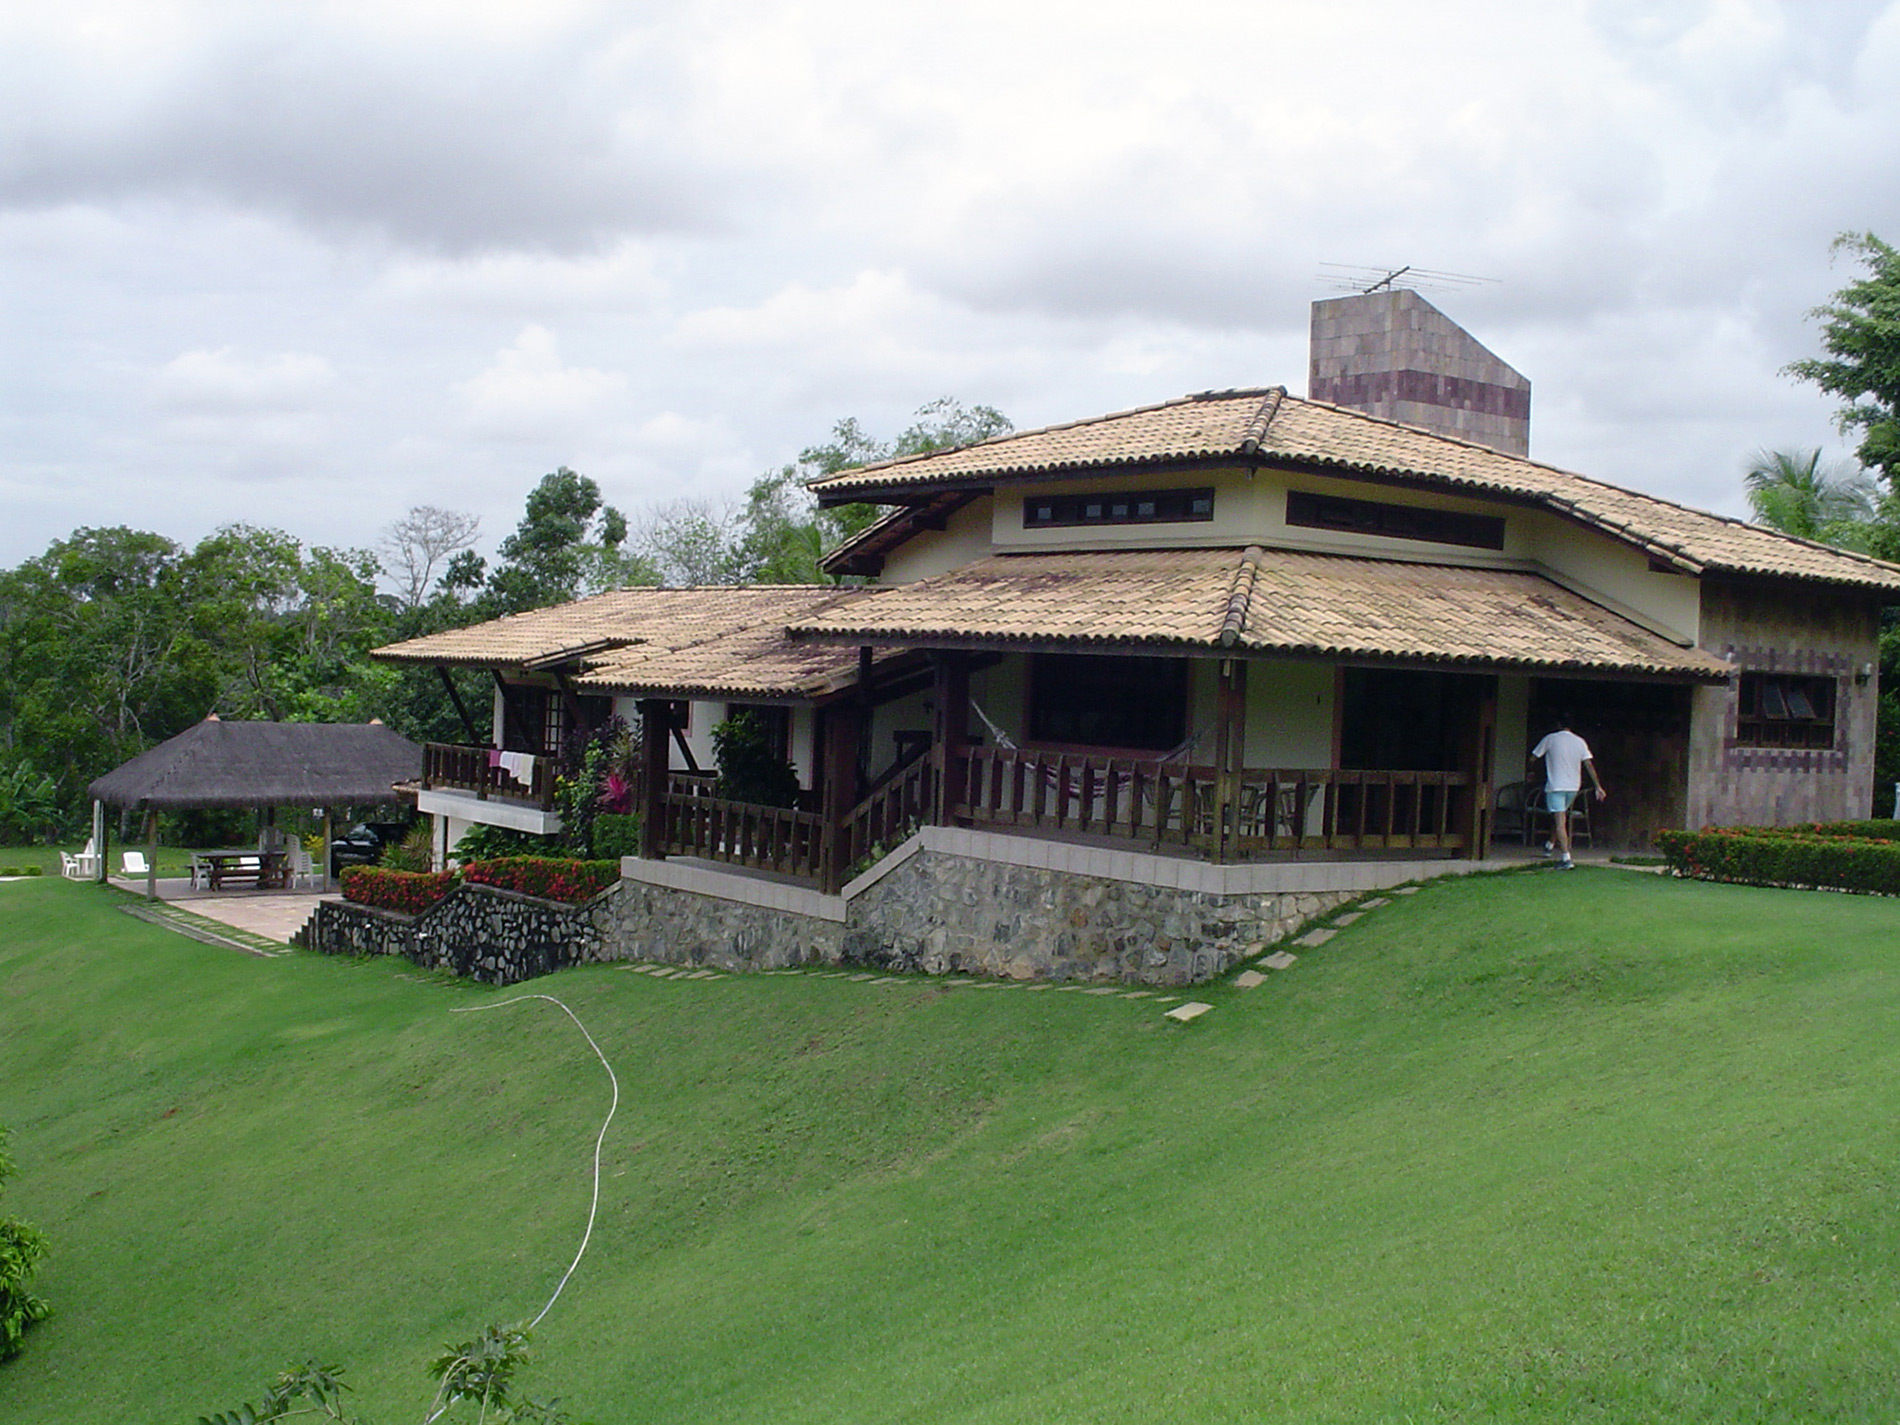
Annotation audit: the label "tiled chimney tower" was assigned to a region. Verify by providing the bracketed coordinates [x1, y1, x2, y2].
[1308, 289, 1530, 456]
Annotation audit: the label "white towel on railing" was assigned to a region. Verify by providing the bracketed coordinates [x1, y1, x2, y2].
[497, 750, 536, 787]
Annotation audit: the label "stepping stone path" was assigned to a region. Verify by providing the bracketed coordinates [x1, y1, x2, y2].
[1261, 950, 1298, 971]
[1392, 885, 1420, 895]
[1164, 1001, 1213, 1023]
[1234, 970, 1268, 989]
[1295, 927, 1336, 948]
[1361, 897, 1391, 908]
[1332, 911, 1363, 926]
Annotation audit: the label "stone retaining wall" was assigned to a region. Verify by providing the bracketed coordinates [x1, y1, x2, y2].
[296, 882, 615, 984]
[844, 849, 1354, 984]
[598, 880, 841, 971]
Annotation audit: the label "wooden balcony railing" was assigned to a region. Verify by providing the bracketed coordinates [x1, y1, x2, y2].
[422, 743, 560, 812]
[841, 755, 935, 878]
[658, 778, 828, 881]
[953, 748, 1470, 855]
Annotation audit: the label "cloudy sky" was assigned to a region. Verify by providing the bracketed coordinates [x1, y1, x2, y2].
[4, 0, 1899, 574]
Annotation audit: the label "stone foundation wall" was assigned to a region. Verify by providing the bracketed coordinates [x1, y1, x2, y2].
[843, 849, 1354, 984]
[597, 880, 842, 971]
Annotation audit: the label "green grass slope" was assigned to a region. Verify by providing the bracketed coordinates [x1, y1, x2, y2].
[2, 869, 1899, 1423]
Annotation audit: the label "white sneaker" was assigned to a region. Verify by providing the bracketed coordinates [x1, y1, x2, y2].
[1541, 840, 1554, 858]
[1556, 857, 1576, 870]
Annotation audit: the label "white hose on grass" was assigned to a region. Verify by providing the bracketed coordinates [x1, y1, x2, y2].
[449, 993, 618, 1330]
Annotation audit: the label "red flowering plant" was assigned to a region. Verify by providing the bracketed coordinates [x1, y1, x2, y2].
[599, 770, 635, 815]
[340, 867, 459, 915]
[460, 856, 619, 904]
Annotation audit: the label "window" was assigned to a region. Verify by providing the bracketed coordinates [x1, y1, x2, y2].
[1029, 654, 1188, 752]
[1736, 673, 1836, 749]
[1024, 487, 1214, 529]
[1286, 489, 1505, 551]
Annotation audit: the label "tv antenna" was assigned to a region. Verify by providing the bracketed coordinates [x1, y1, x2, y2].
[1315, 263, 1500, 296]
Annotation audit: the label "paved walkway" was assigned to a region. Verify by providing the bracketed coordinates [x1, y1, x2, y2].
[108, 876, 335, 944]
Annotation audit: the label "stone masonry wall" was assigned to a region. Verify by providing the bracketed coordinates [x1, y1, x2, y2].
[843, 850, 1355, 985]
[1688, 581, 1882, 828]
[301, 851, 1365, 988]
[297, 882, 614, 984]
[596, 880, 842, 971]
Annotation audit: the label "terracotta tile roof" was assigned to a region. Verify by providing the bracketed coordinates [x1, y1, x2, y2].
[372, 586, 892, 700]
[786, 547, 1732, 680]
[809, 388, 1900, 592]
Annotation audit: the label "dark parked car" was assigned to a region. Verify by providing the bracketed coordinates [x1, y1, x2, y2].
[329, 820, 412, 877]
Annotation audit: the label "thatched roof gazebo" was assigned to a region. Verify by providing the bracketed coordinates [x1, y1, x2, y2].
[87, 717, 422, 896]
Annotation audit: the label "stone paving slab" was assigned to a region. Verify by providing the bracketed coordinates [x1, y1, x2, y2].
[1084, 986, 1120, 996]
[1234, 970, 1268, 989]
[1332, 911, 1363, 925]
[1295, 927, 1336, 948]
[1391, 885, 1420, 895]
[1163, 1001, 1213, 1023]
[1361, 896, 1391, 908]
[1262, 950, 1298, 970]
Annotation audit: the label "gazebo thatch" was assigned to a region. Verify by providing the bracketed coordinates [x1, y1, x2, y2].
[88, 717, 422, 810]
[86, 718, 422, 897]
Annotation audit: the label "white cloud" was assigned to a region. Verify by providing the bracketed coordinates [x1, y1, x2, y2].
[454, 325, 629, 440]
[154, 347, 335, 413]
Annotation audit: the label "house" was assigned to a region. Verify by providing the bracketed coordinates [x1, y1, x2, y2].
[369, 292, 1900, 983]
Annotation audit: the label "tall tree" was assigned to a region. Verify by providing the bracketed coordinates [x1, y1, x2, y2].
[1743, 448, 1875, 549]
[481, 468, 653, 614]
[379, 505, 481, 612]
[1787, 232, 1900, 484]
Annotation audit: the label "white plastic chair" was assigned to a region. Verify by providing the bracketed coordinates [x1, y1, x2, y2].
[59, 852, 79, 879]
[289, 843, 317, 889]
[121, 850, 150, 877]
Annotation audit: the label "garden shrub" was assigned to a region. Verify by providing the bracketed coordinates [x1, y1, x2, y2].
[339, 866, 459, 915]
[1658, 827, 1900, 895]
[449, 823, 547, 862]
[591, 812, 642, 861]
[461, 856, 618, 904]
[1803, 818, 1900, 842]
[0, 1126, 50, 1362]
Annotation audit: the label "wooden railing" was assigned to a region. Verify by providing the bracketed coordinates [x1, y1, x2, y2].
[658, 779, 828, 881]
[953, 748, 1470, 856]
[841, 756, 935, 879]
[422, 743, 559, 811]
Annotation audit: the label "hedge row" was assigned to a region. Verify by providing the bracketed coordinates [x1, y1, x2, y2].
[460, 856, 620, 903]
[1804, 819, 1900, 843]
[1657, 827, 1900, 896]
[339, 867, 459, 915]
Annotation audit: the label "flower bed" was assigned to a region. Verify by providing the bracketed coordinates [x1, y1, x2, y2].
[339, 867, 459, 915]
[1657, 827, 1900, 896]
[460, 856, 619, 904]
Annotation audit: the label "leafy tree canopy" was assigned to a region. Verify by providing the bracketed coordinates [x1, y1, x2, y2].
[1787, 232, 1900, 483]
[1743, 447, 1876, 550]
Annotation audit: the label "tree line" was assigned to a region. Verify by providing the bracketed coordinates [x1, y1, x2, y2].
[0, 401, 1010, 838]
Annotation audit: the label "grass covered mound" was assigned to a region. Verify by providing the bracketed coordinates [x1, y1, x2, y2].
[4, 870, 1900, 1422]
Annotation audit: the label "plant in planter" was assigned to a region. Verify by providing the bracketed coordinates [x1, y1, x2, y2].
[712, 711, 801, 809]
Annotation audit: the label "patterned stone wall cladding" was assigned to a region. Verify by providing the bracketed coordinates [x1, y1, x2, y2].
[299, 846, 1358, 987]
[1688, 581, 1882, 829]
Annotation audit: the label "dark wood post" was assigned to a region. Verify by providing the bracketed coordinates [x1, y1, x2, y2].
[1461, 681, 1497, 860]
[437, 665, 482, 744]
[638, 699, 671, 862]
[1214, 658, 1247, 863]
[820, 703, 861, 893]
[932, 653, 970, 826]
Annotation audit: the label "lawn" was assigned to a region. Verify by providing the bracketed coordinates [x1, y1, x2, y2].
[3, 868, 1899, 1422]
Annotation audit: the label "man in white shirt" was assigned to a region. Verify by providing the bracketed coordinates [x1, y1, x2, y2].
[1529, 716, 1606, 870]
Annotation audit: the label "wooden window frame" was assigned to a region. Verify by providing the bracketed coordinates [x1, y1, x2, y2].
[1023, 487, 1215, 530]
[1286, 488, 1505, 551]
[1735, 672, 1836, 750]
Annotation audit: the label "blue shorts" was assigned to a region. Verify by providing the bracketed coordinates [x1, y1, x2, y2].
[1545, 789, 1578, 814]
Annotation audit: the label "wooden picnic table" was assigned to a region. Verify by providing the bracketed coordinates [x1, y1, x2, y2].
[196, 849, 290, 891]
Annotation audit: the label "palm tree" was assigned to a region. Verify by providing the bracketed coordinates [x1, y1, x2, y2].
[1744, 448, 1877, 549]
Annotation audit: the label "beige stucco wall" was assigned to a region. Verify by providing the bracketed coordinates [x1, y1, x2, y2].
[1244, 660, 1335, 767]
[879, 500, 994, 585]
[973, 464, 1699, 645]
[1686, 581, 1881, 828]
